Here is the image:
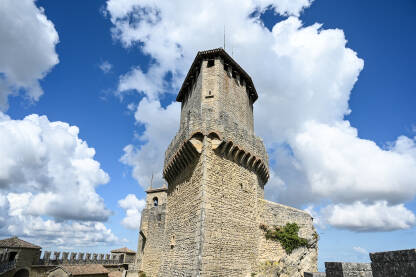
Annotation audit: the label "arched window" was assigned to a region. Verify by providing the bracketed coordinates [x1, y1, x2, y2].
[153, 197, 158, 207]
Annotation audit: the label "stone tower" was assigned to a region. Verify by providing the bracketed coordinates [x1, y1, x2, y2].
[135, 185, 167, 277]
[135, 48, 318, 277]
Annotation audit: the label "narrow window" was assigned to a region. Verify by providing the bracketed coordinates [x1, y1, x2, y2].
[153, 197, 158, 207]
[205, 90, 214, 99]
[207, 59, 215, 67]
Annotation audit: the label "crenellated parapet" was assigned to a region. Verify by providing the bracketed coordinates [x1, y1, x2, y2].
[37, 251, 122, 265]
[163, 132, 269, 184]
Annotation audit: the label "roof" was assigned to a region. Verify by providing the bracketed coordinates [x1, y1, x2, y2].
[51, 264, 109, 276]
[0, 236, 41, 249]
[176, 48, 258, 103]
[110, 247, 136, 254]
[146, 185, 168, 194]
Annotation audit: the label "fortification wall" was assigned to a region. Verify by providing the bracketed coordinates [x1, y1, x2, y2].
[36, 251, 121, 265]
[197, 137, 262, 276]
[257, 200, 318, 277]
[158, 152, 204, 276]
[370, 249, 416, 277]
[325, 262, 372, 277]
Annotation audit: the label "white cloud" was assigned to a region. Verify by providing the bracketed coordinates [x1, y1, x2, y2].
[0, 113, 111, 222]
[353, 246, 368, 255]
[118, 194, 146, 230]
[120, 98, 180, 188]
[274, 121, 416, 205]
[0, 113, 121, 246]
[323, 201, 416, 232]
[99, 61, 113, 73]
[106, 0, 416, 232]
[0, 0, 59, 110]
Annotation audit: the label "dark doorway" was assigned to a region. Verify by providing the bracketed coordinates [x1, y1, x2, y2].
[13, 269, 29, 277]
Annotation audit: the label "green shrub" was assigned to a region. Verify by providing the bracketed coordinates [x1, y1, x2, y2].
[261, 223, 308, 254]
[139, 272, 146, 277]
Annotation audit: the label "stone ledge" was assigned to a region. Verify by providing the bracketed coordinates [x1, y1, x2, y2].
[304, 273, 326, 277]
[370, 249, 416, 263]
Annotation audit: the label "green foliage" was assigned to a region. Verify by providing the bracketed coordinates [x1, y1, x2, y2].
[139, 272, 146, 277]
[261, 223, 309, 254]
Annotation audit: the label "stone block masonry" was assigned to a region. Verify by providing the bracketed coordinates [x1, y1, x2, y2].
[370, 249, 416, 277]
[133, 48, 318, 277]
[325, 262, 372, 277]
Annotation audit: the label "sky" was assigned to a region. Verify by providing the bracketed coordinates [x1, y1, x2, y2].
[0, 0, 415, 271]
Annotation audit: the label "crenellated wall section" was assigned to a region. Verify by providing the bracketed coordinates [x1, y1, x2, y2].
[35, 251, 123, 265]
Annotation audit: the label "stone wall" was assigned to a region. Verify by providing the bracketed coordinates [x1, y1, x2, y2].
[257, 200, 318, 277]
[36, 251, 120, 265]
[165, 57, 268, 171]
[325, 262, 372, 277]
[137, 203, 166, 277]
[370, 249, 416, 277]
[199, 137, 262, 276]
[158, 153, 204, 276]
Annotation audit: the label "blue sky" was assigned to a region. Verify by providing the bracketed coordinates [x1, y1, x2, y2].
[0, 0, 415, 271]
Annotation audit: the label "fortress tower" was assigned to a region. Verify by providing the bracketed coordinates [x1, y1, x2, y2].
[135, 49, 318, 277]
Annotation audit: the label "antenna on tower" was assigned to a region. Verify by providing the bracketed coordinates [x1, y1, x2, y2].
[150, 172, 154, 190]
[223, 25, 226, 50]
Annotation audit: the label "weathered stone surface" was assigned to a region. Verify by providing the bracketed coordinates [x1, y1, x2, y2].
[136, 188, 167, 277]
[325, 262, 372, 277]
[134, 48, 317, 277]
[370, 249, 416, 277]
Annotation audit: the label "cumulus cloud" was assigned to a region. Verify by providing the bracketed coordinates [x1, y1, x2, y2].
[118, 194, 146, 230]
[0, 0, 59, 110]
[0, 113, 111, 221]
[99, 61, 113, 73]
[0, 113, 120, 246]
[323, 201, 416, 232]
[105, 0, 416, 232]
[120, 98, 180, 188]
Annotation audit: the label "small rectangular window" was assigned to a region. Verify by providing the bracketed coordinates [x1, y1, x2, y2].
[207, 59, 215, 67]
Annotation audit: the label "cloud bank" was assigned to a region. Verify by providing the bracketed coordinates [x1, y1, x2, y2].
[105, 0, 416, 232]
[0, 113, 118, 246]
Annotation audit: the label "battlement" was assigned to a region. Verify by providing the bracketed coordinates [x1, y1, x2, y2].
[35, 251, 124, 265]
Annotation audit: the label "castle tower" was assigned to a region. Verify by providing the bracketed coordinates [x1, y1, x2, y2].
[136, 48, 318, 277]
[135, 185, 167, 277]
[160, 48, 269, 276]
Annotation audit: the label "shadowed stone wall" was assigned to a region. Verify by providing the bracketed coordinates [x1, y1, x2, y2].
[325, 262, 372, 277]
[370, 249, 416, 277]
